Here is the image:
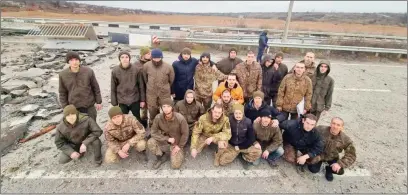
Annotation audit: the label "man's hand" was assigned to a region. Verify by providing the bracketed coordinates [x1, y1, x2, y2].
[168, 137, 175, 144]
[254, 143, 261, 149]
[303, 109, 307, 114]
[272, 119, 279, 127]
[191, 149, 198, 158]
[118, 150, 129, 159]
[171, 145, 181, 156]
[216, 98, 222, 105]
[234, 146, 240, 151]
[70, 152, 81, 159]
[171, 94, 176, 98]
[79, 144, 87, 153]
[277, 107, 282, 112]
[296, 154, 309, 165]
[205, 137, 214, 145]
[140, 102, 146, 108]
[331, 163, 342, 173]
[273, 63, 279, 70]
[254, 117, 261, 123]
[122, 143, 130, 153]
[218, 141, 227, 149]
[212, 65, 218, 71]
[262, 150, 270, 159]
[95, 104, 102, 111]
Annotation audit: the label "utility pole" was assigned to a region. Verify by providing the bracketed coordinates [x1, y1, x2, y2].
[282, 0, 294, 43]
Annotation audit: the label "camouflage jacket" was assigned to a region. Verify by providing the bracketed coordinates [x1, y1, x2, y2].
[222, 100, 235, 116]
[276, 73, 313, 113]
[232, 61, 262, 98]
[290, 60, 316, 79]
[191, 111, 232, 150]
[317, 126, 356, 168]
[104, 115, 146, 153]
[253, 122, 283, 153]
[194, 62, 226, 98]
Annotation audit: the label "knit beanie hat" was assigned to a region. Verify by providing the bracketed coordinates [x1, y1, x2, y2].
[259, 109, 272, 118]
[151, 49, 163, 58]
[200, 52, 211, 61]
[140, 47, 151, 56]
[232, 103, 244, 113]
[253, 90, 265, 100]
[160, 98, 173, 107]
[181, 47, 192, 55]
[118, 51, 131, 61]
[108, 106, 123, 119]
[65, 51, 81, 63]
[275, 52, 284, 59]
[63, 105, 78, 117]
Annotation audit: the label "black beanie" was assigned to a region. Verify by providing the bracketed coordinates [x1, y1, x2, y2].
[200, 52, 211, 61]
[118, 51, 131, 61]
[66, 51, 81, 63]
[259, 109, 271, 118]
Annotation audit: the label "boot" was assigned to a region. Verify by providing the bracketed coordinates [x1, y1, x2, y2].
[140, 150, 148, 162]
[214, 151, 221, 167]
[325, 166, 334, 181]
[296, 164, 306, 173]
[266, 159, 279, 168]
[153, 153, 168, 169]
[239, 156, 251, 170]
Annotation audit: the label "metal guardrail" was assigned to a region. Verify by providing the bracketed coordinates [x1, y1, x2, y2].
[2, 16, 406, 41]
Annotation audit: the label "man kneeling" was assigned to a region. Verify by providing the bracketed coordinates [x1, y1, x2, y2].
[147, 99, 189, 169]
[54, 105, 103, 166]
[219, 104, 261, 169]
[104, 106, 147, 164]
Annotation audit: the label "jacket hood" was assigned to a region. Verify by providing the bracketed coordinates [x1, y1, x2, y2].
[63, 113, 88, 127]
[184, 89, 196, 104]
[261, 54, 274, 66]
[316, 60, 331, 76]
[246, 99, 268, 111]
[260, 31, 267, 36]
[224, 81, 238, 89]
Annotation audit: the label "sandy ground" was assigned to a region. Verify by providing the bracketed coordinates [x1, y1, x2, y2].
[2, 11, 407, 36]
[0, 39, 407, 193]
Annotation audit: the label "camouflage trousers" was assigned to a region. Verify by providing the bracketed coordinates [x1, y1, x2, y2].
[219, 144, 262, 166]
[104, 140, 147, 164]
[282, 142, 319, 164]
[195, 95, 212, 112]
[194, 135, 228, 166]
[147, 138, 184, 169]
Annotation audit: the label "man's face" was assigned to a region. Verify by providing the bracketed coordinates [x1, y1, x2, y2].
[162, 105, 173, 115]
[246, 53, 255, 64]
[221, 91, 232, 103]
[120, 55, 130, 68]
[69, 58, 80, 69]
[143, 52, 151, 60]
[227, 75, 237, 88]
[234, 110, 243, 121]
[294, 63, 306, 76]
[265, 60, 272, 67]
[319, 64, 328, 74]
[261, 116, 271, 126]
[185, 93, 194, 104]
[65, 114, 77, 125]
[201, 56, 209, 64]
[229, 51, 237, 59]
[111, 115, 123, 126]
[152, 58, 161, 62]
[275, 56, 283, 64]
[212, 107, 223, 120]
[304, 53, 315, 65]
[303, 118, 317, 131]
[254, 97, 263, 107]
[330, 118, 344, 135]
[182, 53, 190, 61]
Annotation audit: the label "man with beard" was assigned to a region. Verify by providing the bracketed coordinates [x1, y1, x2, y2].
[291, 52, 316, 79]
[217, 89, 236, 116]
[194, 52, 227, 111]
[276, 62, 313, 120]
[190, 103, 231, 166]
[310, 60, 334, 122]
[59, 51, 102, 121]
[104, 106, 147, 164]
[111, 51, 145, 126]
[232, 50, 263, 103]
[216, 48, 243, 76]
[54, 105, 103, 166]
[171, 48, 199, 104]
[142, 49, 175, 127]
[134, 47, 151, 128]
[257, 30, 269, 63]
[174, 89, 205, 133]
[261, 53, 288, 106]
[213, 73, 244, 105]
[147, 99, 189, 169]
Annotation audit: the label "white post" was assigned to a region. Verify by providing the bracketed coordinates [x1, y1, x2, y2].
[282, 1, 294, 43]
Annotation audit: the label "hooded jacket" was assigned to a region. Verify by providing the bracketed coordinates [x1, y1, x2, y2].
[54, 113, 102, 156]
[216, 49, 243, 75]
[259, 31, 268, 48]
[134, 57, 150, 102]
[171, 54, 199, 101]
[213, 81, 244, 104]
[194, 54, 227, 98]
[231, 61, 263, 99]
[311, 60, 334, 112]
[150, 111, 190, 149]
[111, 63, 145, 106]
[142, 59, 175, 98]
[261, 55, 289, 99]
[244, 99, 286, 123]
[228, 114, 256, 150]
[276, 72, 313, 113]
[174, 89, 205, 126]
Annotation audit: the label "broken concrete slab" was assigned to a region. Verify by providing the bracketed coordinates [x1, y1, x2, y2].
[34, 109, 63, 120]
[21, 104, 40, 113]
[0, 124, 28, 154]
[43, 53, 57, 62]
[95, 47, 116, 57]
[45, 104, 61, 110]
[36, 61, 62, 69]
[10, 114, 34, 128]
[14, 68, 47, 79]
[33, 77, 45, 88]
[84, 56, 100, 65]
[28, 88, 48, 98]
[10, 89, 27, 97]
[44, 113, 63, 127]
[42, 40, 99, 51]
[7, 96, 29, 105]
[1, 79, 37, 93]
[1, 95, 12, 105]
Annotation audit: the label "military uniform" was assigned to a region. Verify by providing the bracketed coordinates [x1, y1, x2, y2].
[231, 61, 263, 102]
[310, 60, 334, 122]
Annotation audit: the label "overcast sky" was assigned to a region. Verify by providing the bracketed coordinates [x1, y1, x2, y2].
[74, 1, 407, 13]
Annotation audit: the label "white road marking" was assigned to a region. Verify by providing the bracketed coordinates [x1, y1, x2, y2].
[334, 88, 391, 92]
[316, 168, 371, 177]
[333, 63, 406, 68]
[10, 169, 279, 179]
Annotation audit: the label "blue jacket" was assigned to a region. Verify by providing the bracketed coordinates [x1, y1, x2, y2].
[171, 54, 199, 100]
[258, 32, 268, 48]
[244, 99, 286, 123]
[228, 114, 255, 149]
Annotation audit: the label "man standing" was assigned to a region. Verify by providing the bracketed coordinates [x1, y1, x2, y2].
[104, 106, 147, 164]
[280, 114, 324, 173]
[216, 48, 243, 75]
[190, 103, 231, 166]
[252, 109, 284, 167]
[111, 51, 145, 125]
[194, 52, 226, 111]
[232, 50, 262, 103]
[54, 105, 102, 166]
[142, 49, 175, 127]
[244, 91, 286, 124]
[213, 73, 244, 105]
[291, 52, 316, 79]
[261, 53, 288, 106]
[134, 47, 151, 128]
[311, 60, 334, 122]
[147, 99, 189, 169]
[59, 51, 102, 121]
[171, 48, 199, 104]
[276, 62, 313, 120]
[174, 90, 205, 133]
[257, 30, 269, 63]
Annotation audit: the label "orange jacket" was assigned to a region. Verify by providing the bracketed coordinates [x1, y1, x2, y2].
[213, 81, 244, 104]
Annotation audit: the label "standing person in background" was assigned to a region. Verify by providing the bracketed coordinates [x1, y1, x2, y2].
[134, 47, 151, 128]
[171, 47, 199, 104]
[216, 48, 243, 78]
[261, 53, 288, 107]
[257, 30, 269, 63]
[310, 60, 334, 122]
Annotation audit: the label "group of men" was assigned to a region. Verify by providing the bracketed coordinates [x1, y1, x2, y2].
[55, 45, 356, 182]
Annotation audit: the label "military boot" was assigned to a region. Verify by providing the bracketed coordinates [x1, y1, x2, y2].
[140, 150, 149, 162]
[153, 153, 169, 169]
[214, 151, 221, 167]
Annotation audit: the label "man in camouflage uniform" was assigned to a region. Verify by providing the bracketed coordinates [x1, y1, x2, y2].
[290, 52, 316, 79]
[147, 99, 189, 169]
[276, 62, 313, 120]
[190, 103, 232, 166]
[174, 89, 205, 134]
[310, 60, 334, 122]
[218, 89, 236, 116]
[219, 104, 262, 169]
[104, 106, 147, 164]
[309, 117, 356, 181]
[142, 49, 175, 127]
[194, 52, 227, 111]
[232, 50, 263, 103]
